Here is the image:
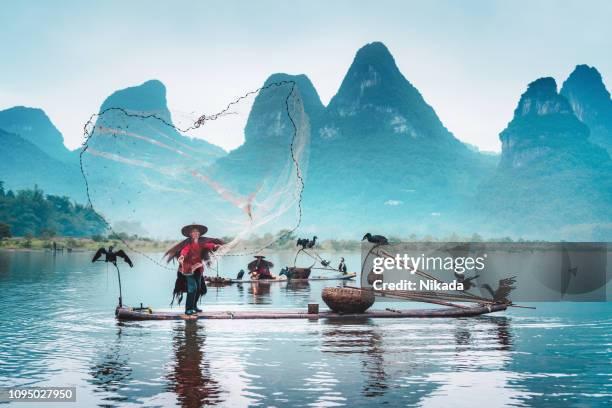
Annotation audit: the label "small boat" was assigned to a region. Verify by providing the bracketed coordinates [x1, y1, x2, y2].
[229, 272, 357, 284]
[115, 303, 507, 321]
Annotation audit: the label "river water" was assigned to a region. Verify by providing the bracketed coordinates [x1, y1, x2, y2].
[0, 250, 610, 407]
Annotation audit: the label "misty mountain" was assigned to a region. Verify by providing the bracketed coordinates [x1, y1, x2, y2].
[560, 64, 612, 155]
[212, 42, 501, 237]
[209, 73, 319, 191]
[82, 79, 228, 237]
[477, 77, 612, 239]
[0, 106, 75, 163]
[93, 79, 226, 162]
[1, 43, 610, 240]
[303, 42, 498, 236]
[0, 127, 82, 197]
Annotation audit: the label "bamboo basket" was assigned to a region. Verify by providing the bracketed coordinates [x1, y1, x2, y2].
[321, 287, 375, 314]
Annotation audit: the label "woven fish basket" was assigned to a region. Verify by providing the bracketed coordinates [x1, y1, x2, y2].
[321, 287, 375, 314]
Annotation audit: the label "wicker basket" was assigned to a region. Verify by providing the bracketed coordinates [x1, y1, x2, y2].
[322, 287, 375, 314]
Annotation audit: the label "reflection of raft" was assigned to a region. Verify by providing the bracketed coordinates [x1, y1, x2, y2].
[230, 272, 356, 283]
[115, 303, 507, 321]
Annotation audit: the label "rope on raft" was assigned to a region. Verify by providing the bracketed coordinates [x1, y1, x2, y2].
[355, 244, 520, 309]
[371, 247, 489, 303]
[347, 285, 474, 309]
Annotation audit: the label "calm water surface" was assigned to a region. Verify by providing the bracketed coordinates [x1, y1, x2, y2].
[0, 251, 610, 407]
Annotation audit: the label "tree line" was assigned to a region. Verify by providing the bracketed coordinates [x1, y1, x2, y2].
[0, 181, 106, 238]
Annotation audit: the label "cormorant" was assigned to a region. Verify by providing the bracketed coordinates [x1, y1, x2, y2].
[481, 277, 517, 303]
[297, 236, 318, 249]
[92, 245, 133, 267]
[338, 257, 347, 274]
[362, 233, 389, 245]
[454, 271, 479, 291]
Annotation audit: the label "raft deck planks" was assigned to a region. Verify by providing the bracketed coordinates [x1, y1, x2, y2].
[116, 303, 507, 321]
[229, 272, 356, 284]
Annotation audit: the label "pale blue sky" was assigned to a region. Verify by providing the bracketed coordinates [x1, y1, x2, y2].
[1, 0, 611, 152]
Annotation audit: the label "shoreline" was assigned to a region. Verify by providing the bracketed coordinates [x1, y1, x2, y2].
[0, 236, 362, 253]
[0, 237, 173, 253]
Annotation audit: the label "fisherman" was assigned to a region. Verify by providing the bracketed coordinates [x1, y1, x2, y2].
[164, 223, 224, 315]
[248, 255, 274, 280]
[338, 257, 348, 275]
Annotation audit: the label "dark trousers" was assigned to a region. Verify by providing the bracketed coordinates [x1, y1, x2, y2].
[185, 274, 197, 312]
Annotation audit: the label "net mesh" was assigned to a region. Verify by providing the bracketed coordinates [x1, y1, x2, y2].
[80, 81, 309, 261]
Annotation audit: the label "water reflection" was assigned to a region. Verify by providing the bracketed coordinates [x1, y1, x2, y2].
[89, 323, 132, 404]
[453, 320, 472, 348]
[453, 316, 513, 352]
[284, 280, 310, 292]
[0, 251, 11, 278]
[321, 319, 389, 398]
[247, 282, 271, 304]
[489, 316, 512, 351]
[2, 251, 611, 407]
[166, 321, 222, 407]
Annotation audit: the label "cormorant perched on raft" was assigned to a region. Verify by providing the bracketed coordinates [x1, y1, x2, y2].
[296, 236, 317, 249]
[362, 233, 389, 245]
[92, 245, 133, 308]
[92, 245, 133, 267]
[481, 277, 517, 303]
[338, 257, 347, 274]
[454, 271, 479, 291]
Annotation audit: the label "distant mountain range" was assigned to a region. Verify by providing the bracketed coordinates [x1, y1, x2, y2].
[0, 107, 82, 198]
[0, 42, 610, 240]
[477, 77, 612, 240]
[561, 64, 612, 154]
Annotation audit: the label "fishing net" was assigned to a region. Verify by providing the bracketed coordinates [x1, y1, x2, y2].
[80, 80, 310, 258]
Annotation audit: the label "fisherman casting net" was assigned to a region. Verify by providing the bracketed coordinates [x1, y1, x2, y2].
[80, 80, 310, 259]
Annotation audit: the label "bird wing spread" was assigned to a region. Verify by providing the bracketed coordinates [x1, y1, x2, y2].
[92, 247, 107, 263]
[115, 250, 133, 267]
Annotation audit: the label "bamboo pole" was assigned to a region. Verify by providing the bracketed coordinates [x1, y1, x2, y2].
[393, 290, 496, 304]
[374, 248, 488, 302]
[346, 285, 470, 309]
[361, 245, 534, 309]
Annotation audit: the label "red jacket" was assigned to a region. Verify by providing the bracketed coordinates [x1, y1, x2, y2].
[180, 241, 218, 275]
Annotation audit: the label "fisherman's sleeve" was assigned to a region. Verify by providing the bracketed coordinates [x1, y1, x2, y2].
[202, 242, 218, 250]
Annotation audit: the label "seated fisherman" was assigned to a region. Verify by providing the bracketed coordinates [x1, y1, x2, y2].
[248, 255, 274, 280]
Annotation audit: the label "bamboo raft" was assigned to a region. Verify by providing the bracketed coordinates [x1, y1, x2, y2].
[115, 303, 507, 321]
[230, 272, 356, 284]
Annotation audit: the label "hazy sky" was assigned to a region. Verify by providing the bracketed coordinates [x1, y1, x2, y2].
[1, 0, 611, 152]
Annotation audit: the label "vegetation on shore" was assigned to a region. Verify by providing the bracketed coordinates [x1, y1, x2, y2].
[0, 235, 174, 252]
[0, 183, 542, 252]
[0, 227, 539, 253]
[0, 182, 105, 238]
